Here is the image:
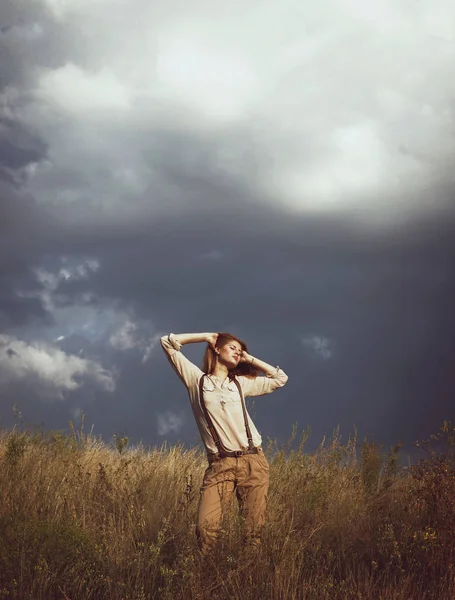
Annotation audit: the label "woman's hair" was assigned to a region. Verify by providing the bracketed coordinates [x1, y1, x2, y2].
[202, 332, 260, 379]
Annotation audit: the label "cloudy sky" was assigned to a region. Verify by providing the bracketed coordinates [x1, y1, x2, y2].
[1, 0, 454, 458]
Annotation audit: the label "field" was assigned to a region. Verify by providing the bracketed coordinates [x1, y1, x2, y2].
[0, 419, 454, 600]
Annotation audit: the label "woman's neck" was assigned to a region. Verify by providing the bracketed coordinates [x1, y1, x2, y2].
[211, 363, 229, 381]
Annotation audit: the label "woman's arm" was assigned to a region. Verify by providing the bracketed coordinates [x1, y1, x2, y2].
[241, 351, 280, 377]
[160, 333, 210, 390]
[171, 332, 217, 348]
[239, 350, 288, 397]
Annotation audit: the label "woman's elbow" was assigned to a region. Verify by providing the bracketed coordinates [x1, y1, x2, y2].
[277, 371, 289, 387]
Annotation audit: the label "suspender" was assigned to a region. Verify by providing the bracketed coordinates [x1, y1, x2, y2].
[198, 374, 256, 456]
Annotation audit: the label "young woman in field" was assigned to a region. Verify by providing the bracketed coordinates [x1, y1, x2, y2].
[160, 332, 288, 555]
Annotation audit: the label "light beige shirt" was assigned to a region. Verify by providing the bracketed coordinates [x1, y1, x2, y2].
[160, 334, 288, 454]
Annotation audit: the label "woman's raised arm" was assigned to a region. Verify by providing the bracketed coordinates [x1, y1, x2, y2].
[170, 332, 218, 348]
[160, 333, 210, 390]
[238, 349, 288, 397]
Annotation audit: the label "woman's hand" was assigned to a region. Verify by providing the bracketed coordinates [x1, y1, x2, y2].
[240, 350, 254, 364]
[206, 333, 219, 351]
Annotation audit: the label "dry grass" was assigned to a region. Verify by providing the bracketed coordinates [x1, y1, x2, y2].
[0, 419, 454, 600]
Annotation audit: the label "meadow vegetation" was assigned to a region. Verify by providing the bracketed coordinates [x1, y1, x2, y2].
[1, 416, 454, 600]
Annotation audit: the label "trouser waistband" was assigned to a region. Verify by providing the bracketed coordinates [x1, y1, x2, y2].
[207, 446, 262, 463]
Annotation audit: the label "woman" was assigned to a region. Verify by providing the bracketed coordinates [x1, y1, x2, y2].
[160, 331, 288, 555]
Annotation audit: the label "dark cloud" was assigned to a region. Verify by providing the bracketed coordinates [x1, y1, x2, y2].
[0, 115, 454, 455]
[26, 182, 451, 453]
[0, 289, 49, 330]
[0, 0, 454, 461]
[0, 0, 87, 90]
[0, 118, 47, 170]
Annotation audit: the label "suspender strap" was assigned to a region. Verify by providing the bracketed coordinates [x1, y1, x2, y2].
[198, 374, 256, 454]
[232, 378, 255, 450]
[198, 374, 224, 454]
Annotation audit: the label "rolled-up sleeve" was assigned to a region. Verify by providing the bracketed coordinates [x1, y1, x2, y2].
[160, 334, 203, 390]
[239, 367, 288, 398]
[161, 333, 182, 353]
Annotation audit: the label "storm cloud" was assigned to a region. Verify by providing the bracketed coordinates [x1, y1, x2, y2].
[1, 0, 454, 456]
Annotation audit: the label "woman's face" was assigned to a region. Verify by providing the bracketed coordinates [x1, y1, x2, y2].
[217, 339, 243, 369]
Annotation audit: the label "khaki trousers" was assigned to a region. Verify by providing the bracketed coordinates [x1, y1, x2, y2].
[196, 449, 270, 555]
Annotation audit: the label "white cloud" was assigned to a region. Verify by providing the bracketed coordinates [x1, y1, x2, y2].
[108, 319, 160, 363]
[17, 0, 455, 225]
[0, 334, 116, 400]
[301, 335, 333, 360]
[59, 257, 100, 280]
[34, 268, 58, 290]
[141, 334, 162, 364]
[157, 410, 184, 436]
[34, 257, 99, 290]
[21, 258, 101, 315]
[40, 0, 116, 21]
[19, 261, 160, 361]
[109, 319, 139, 351]
[155, 34, 257, 121]
[38, 63, 131, 114]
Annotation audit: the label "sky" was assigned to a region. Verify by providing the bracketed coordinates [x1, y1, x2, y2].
[1, 0, 454, 459]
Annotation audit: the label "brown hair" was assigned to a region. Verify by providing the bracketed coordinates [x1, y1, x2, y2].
[201, 332, 260, 379]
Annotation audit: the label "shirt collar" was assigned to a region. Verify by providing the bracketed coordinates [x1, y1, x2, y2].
[209, 374, 229, 386]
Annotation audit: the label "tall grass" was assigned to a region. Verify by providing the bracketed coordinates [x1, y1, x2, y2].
[0, 420, 454, 599]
